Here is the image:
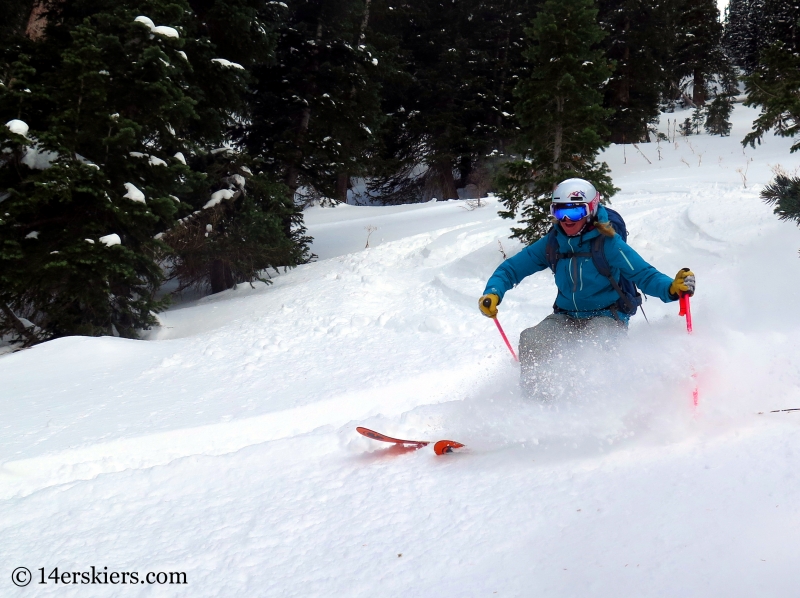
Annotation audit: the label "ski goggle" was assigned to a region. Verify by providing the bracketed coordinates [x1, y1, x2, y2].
[550, 202, 589, 222]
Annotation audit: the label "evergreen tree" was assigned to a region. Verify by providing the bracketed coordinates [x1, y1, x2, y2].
[497, 0, 616, 244]
[366, 0, 535, 204]
[174, 0, 312, 292]
[744, 30, 800, 255]
[704, 94, 733, 135]
[0, 0, 310, 344]
[598, 0, 667, 143]
[1, 2, 197, 342]
[762, 175, 800, 228]
[723, 0, 800, 74]
[743, 41, 800, 152]
[723, 0, 758, 73]
[244, 0, 384, 204]
[666, 0, 726, 107]
[0, 0, 35, 41]
[702, 64, 736, 136]
[760, 0, 800, 52]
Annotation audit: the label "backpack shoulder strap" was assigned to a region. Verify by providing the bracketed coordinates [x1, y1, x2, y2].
[590, 235, 611, 277]
[544, 228, 559, 272]
[591, 235, 635, 313]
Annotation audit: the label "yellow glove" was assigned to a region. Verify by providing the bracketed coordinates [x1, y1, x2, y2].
[479, 294, 500, 318]
[669, 268, 696, 298]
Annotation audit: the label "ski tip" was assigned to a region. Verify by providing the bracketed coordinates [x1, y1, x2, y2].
[433, 440, 465, 455]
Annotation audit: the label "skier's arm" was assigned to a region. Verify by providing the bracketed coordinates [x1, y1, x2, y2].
[483, 237, 550, 301]
[605, 237, 677, 302]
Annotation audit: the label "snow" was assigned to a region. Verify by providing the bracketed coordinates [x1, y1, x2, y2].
[149, 156, 167, 167]
[20, 146, 57, 170]
[202, 188, 235, 209]
[122, 183, 145, 203]
[6, 119, 29, 136]
[211, 58, 245, 70]
[133, 16, 155, 29]
[2, 105, 800, 596]
[5, 119, 58, 169]
[24, 231, 38, 239]
[99, 233, 121, 246]
[173, 151, 186, 165]
[134, 17, 179, 39]
[153, 26, 179, 39]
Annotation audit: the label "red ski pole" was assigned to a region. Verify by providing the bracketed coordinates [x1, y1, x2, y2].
[482, 298, 519, 361]
[678, 293, 699, 406]
[493, 317, 519, 362]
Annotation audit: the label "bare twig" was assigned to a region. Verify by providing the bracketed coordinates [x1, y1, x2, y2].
[498, 240, 507, 260]
[632, 144, 652, 165]
[736, 158, 752, 188]
[365, 225, 377, 248]
[460, 198, 486, 211]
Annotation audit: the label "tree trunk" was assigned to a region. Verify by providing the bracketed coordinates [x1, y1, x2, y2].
[456, 155, 472, 189]
[335, 173, 349, 202]
[359, 0, 372, 41]
[26, 1, 48, 40]
[422, 158, 457, 201]
[210, 260, 234, 294]
[692, 69, 705, 106]
[285, 103, 312, 194]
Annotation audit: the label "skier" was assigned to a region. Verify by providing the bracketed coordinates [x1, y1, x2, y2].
[479, 178, 695, 394]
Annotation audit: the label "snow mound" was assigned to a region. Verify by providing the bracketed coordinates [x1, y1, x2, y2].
[122, 183, 145, 203]
[153, 26, 179, 39]
[6, 119, 29, 136]
[203, 188, 234, 209]
[99, 233, 121, 246]
[211, 58, 245, 70]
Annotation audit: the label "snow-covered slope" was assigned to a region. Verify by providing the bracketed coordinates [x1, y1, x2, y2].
[2, 105, 800, 597]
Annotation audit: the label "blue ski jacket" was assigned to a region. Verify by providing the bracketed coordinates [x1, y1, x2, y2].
[483, 207, 676, 322]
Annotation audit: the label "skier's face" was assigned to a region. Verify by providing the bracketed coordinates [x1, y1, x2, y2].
[561, 217, 588, 236]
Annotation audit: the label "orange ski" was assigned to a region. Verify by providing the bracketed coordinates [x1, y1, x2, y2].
[356, 427, 464, 455]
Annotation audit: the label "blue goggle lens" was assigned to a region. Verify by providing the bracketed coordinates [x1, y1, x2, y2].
[551, 203, 589, 221]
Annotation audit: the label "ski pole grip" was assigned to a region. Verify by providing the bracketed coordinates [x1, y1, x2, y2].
[679, 293, 693, 333]
[482, 297, 492, 308]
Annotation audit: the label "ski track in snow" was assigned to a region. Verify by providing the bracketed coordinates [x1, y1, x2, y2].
[2, 105, 800, 596]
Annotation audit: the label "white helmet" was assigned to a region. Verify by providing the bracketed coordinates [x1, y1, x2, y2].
[551, 178, 600, 220]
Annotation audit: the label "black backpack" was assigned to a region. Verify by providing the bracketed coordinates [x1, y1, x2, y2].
[544, 207, 643, 317]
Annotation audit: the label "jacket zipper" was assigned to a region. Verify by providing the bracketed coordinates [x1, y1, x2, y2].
[568, 238, 579, 311]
